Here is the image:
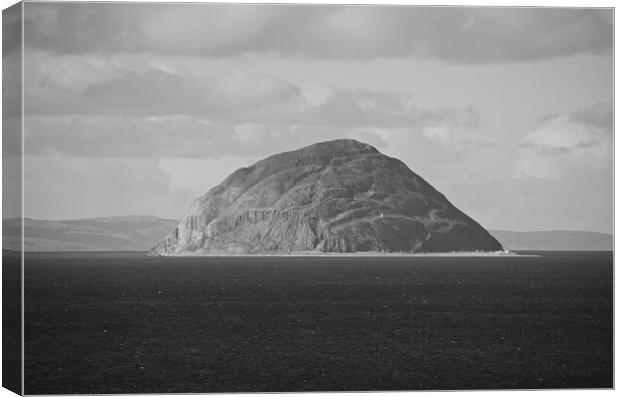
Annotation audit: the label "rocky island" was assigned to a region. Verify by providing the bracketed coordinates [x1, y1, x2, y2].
[150, 139, 502, 255]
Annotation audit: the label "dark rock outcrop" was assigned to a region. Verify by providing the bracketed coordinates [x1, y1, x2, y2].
[150, 139, 502, 255]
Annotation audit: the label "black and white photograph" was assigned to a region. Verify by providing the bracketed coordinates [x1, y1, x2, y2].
[1, 1, 615, 394]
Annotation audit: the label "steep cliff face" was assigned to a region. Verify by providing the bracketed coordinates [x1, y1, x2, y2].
[150, 139, 502, 255]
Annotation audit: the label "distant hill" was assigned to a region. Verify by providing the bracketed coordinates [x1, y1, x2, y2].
[489, 230, 613, 251]
[2, 216, 177, 251]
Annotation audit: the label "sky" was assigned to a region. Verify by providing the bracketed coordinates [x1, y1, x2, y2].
[2, 2, 614, 233]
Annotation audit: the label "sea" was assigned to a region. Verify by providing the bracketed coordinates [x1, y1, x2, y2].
[21, 251, 612, 393]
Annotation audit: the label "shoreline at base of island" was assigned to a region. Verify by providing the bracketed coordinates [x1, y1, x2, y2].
[152, 250, 540, 258]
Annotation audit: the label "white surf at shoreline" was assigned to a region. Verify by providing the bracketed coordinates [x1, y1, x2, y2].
[157, 251, 540, 258]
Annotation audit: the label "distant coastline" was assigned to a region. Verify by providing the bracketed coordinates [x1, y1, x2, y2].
[3, 216, 612, 252]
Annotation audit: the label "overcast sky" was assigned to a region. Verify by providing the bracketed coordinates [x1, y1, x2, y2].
[3, 3, 613, 232]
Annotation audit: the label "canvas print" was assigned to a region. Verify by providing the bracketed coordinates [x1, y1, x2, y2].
[2, 2, 614, 394]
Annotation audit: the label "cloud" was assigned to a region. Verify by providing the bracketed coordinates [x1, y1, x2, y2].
[82, 69, 202, 114]
[24, 115, 228, 158]
[518, 118, 602, 156]
[309, 88, 479, 129]
[516, 100, 612, 179]
[23, 53, 483, 160]
[23, 4, 612, 63]
[23, 115, 390, 160]
[23, 54, 483, 160]
[79, 68, 302, 117]
[24, 55, 303, 117]
[23, 84, 479, 159]
[459, 139, 496, 148]
[420, 8, 612, 63]
[23, 154, 197, 220]
[24, 59, 481, 137]
[569, 99, 613, 130]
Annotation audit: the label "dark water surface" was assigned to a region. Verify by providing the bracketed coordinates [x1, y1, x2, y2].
[24, 251, 613, 393]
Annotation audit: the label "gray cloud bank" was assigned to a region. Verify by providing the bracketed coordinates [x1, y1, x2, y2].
[22, 4, 612, 63]
[22, 61, 478, 125]
[21, 62, 481, 159]
[515, 100, 612, 180]
[520, 100, 612, 156]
